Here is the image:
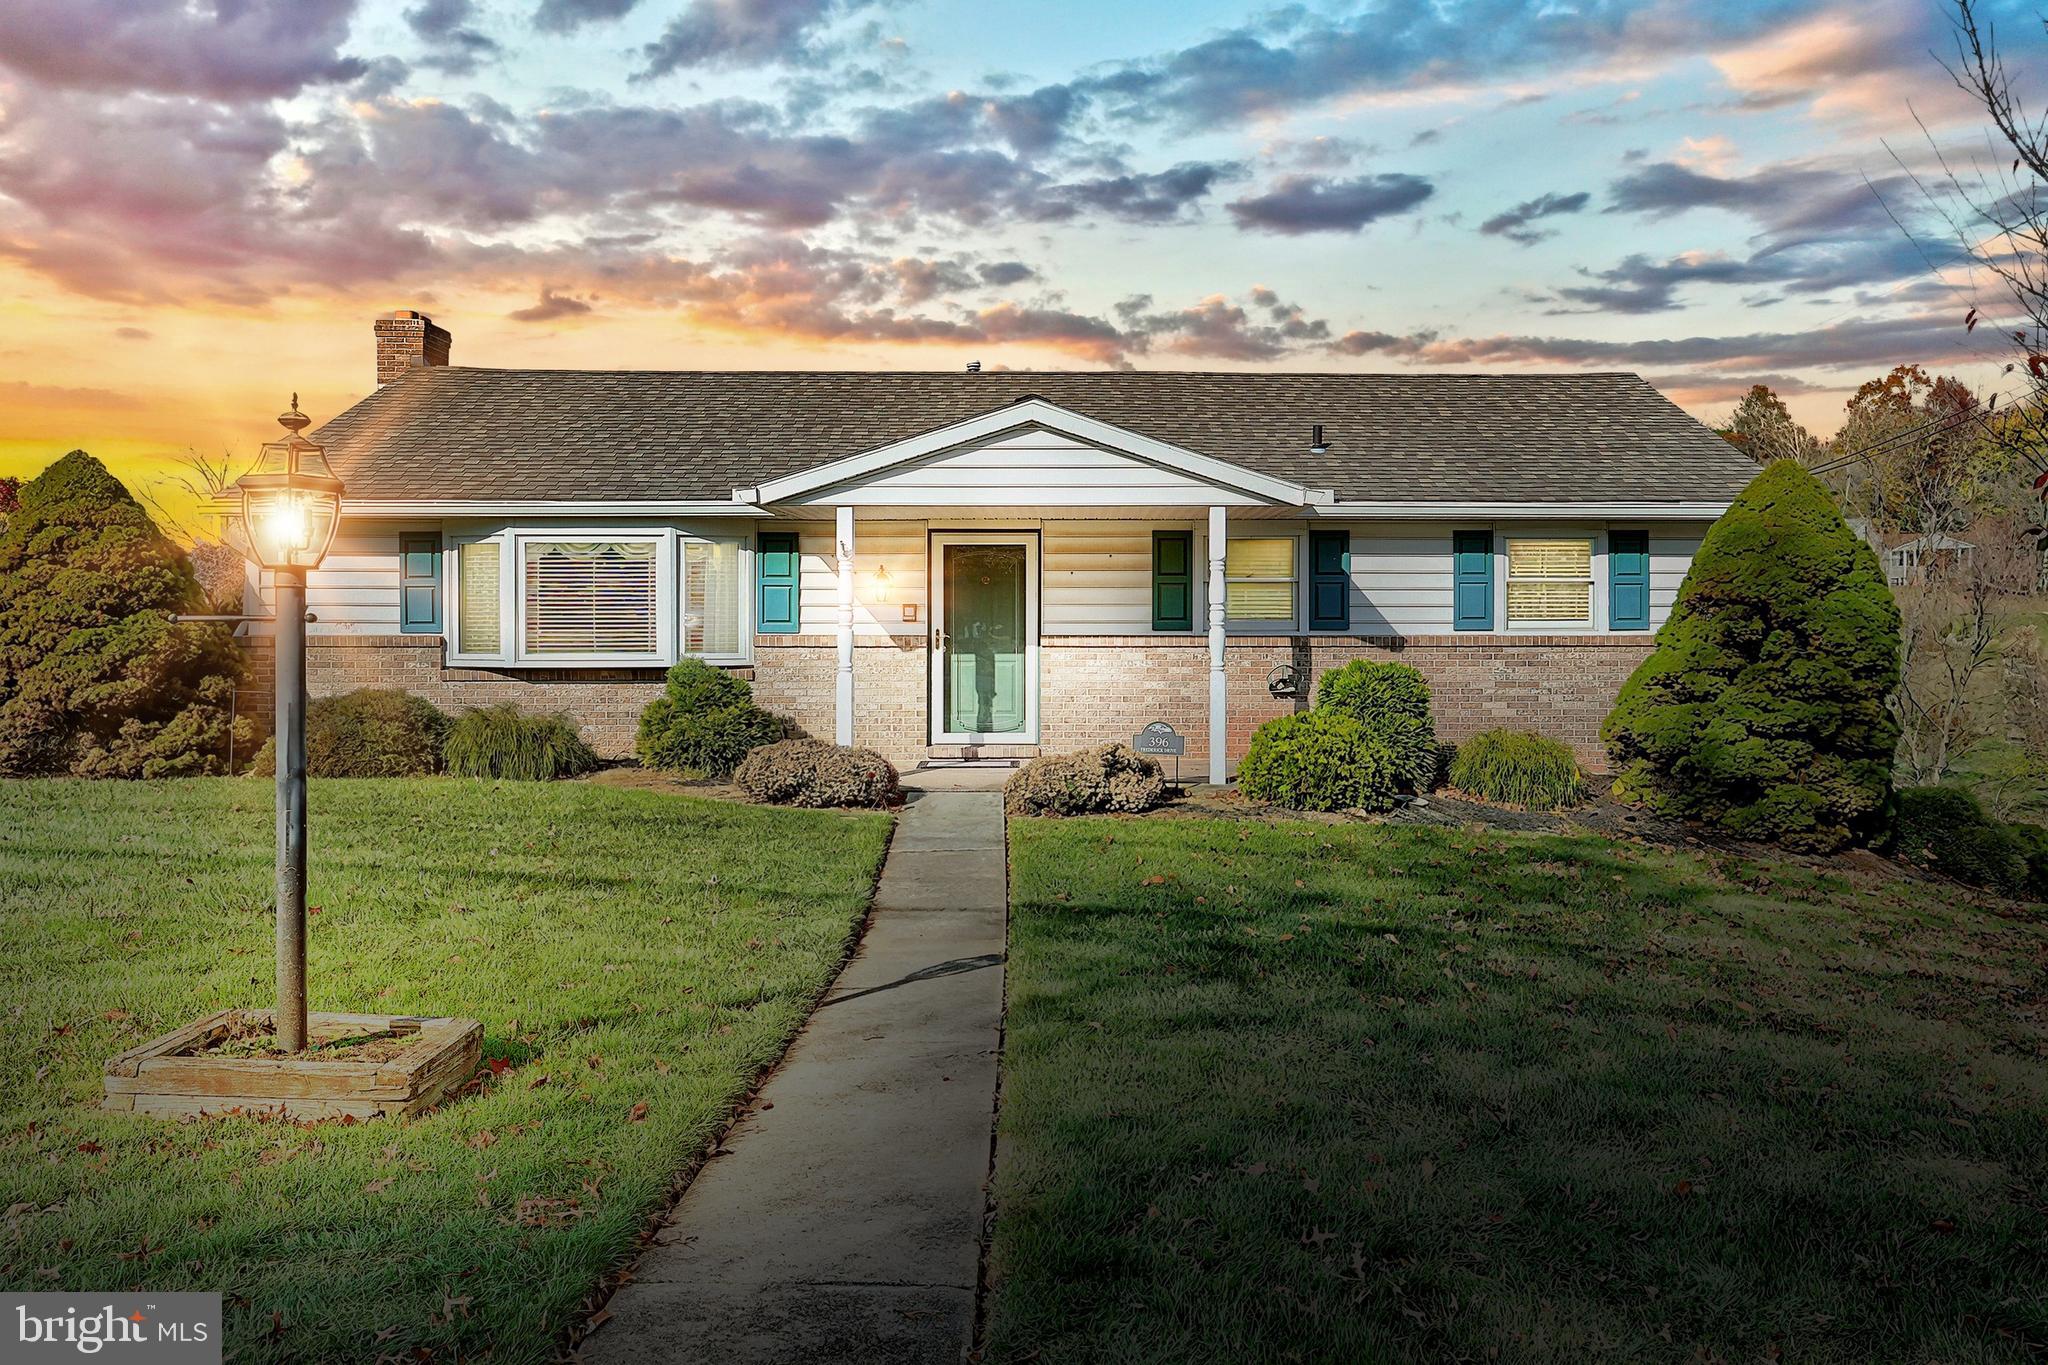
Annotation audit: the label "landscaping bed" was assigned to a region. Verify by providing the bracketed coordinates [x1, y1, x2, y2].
[989, 815, 2048, 1362]
[0, 777, 890, 1364]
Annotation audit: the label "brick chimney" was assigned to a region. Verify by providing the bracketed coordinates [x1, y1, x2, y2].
[373, 309, 452, 385]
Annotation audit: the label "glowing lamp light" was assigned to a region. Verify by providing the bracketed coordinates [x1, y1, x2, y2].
[872, 562, 892, 602]
[236, 396, 343, 571]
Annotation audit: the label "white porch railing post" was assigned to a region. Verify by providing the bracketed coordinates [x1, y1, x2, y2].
[835, 505, 855, 746]
[1208, 504, 1228, 786]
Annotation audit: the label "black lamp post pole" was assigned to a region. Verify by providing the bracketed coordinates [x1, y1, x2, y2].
[274, 568, 309, 1053]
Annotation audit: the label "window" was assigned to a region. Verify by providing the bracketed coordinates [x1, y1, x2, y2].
[1506, 538, 1593, 627]
[685, 540, 740, 655]
[522, 540, 660, 656]
[456, 539, 503, 655]
[446, 528, 748, 665]
[1225, 537, 1296, 622]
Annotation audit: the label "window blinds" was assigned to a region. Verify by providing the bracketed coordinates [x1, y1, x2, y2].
[457, 540, 502, 655]
[1506, 539, 1592, 624]
[686, 540, 740, 655]
[522, 541, 659, 655]
[1225, 537, 1295, 620]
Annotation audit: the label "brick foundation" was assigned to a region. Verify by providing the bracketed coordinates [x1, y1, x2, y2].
[273, 632, 1650, 771]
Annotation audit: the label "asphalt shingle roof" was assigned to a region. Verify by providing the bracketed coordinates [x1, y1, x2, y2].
[316, 367, 1756, 505]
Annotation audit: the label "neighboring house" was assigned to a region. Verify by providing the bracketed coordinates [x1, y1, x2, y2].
[254, 310, 1756, 779]
[1880, 531, 1975, 587]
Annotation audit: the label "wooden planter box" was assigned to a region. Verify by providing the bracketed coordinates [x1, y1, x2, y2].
[104, 1010, 482, 1121]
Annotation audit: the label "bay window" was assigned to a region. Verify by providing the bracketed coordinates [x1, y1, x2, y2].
[1505, 538, 1593, 628]
[447, 527, 748, 666]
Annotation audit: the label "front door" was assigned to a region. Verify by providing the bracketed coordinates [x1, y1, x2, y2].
[930, 533, 1038, 744]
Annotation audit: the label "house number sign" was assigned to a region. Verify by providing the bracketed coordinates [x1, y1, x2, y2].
[1133, 721, 1185, 757]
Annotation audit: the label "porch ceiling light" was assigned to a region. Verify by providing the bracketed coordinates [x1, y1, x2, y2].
[236, 395, 344, 571]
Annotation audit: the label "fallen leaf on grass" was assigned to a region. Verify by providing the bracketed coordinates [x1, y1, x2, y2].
[627, 1102, 649, 1123]
[364, 1177, 395, 1195]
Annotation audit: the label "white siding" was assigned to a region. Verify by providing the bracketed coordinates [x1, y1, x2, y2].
[281, 520, 411, 636]
[1342, 521, 1457, 633]
[1648, 522, 1710, 624]
[1043, 521, 1191, 633]
[800, 428, 1264, 507]
[796, 519, 927, 637]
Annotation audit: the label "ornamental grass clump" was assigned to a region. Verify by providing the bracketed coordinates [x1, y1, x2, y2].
[1004, 743, 1167, 816]
[1315, 659, 1439, 793]
[1236, 710, 1400, 812]
[1448, 729, 1588, 810]
[736, 738, 901, 808]
[1603, 461, 1900, 852]
[444, 704, 599, 780]
[637, 658, 787, 778]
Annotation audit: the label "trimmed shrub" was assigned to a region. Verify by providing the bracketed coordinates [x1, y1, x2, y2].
[637, 658, 786, 777]
[2006, 821, 2048, 903]
[250, 689, 448, 778]
[735, 738, 901, 808]
[1316, 660, 1438, 792]
[1449, 729, 1588, 809]
[1004, 743, 1167, 817]
[1603, 461, 1901, 852]
[1318, 659, 1431, 726]
[444, 705, 599, 781]
[1892, 787, 2029, 895]
[0, 451, 247, 777]
[1237, 710, 1401, 813]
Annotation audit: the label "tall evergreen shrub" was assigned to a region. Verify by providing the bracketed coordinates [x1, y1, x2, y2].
[1602, 461, 1900, 851]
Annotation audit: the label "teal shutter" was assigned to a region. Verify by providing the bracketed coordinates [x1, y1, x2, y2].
[1609, 530, 1650, 631]
[756, 531, 800, 634]
[398, 533, 441, 634]
[1452, 530, 1493, 631]
[1152, 530, 1194, 631]
[1309, 529, 1349, 630]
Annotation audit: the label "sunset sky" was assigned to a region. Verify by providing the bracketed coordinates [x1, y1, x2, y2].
[0, 0, 2039, 529]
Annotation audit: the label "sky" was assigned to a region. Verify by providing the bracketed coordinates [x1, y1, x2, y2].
[0, 0, 2041, 528]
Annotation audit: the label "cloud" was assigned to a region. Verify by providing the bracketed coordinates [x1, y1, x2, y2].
[114, 326, 151, 340]
[406, 0, 501, 76]
[508, 287, 594, 322]
[1080, 0, 1813, 130]
[1120, 289, 1332, 360]
[976, 260, 1037, 287]
[638, 0, 878, 76]
[0, 0, 364, 99]
[533, 0, 643, 34]
[1227, 173, 1434, 235]
[1478, 190, 1590, 246]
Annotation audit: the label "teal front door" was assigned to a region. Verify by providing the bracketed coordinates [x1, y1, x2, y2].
[935, 538, 1034, 740]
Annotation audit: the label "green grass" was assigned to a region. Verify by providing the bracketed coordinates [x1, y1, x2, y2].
[991, 816, 2048, 1363]
[0, 778, 889, 1363]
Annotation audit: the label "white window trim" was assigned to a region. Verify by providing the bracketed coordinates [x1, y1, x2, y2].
[443, 525, 754, 668]
[1221, 530, 1304, 633]
[1501, 532, 1598, 633]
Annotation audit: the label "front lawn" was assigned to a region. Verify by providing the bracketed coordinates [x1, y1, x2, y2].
[0, 778, 890, 1363]
[991, 817, 2048, 1363]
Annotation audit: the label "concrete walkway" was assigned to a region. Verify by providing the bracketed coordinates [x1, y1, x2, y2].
[582, 781, 1007, 1365]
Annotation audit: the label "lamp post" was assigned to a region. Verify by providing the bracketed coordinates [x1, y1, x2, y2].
[235, 397, 343, 1054]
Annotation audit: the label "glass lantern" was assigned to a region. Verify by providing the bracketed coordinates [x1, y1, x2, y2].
[236, 398, 343, 571]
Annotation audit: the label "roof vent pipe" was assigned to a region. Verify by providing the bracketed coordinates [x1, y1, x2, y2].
[965, 360, 982, 373]
[1310, 423, 1328, 453]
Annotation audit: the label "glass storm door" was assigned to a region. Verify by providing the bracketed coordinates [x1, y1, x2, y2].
[931, 534, 1038, 743]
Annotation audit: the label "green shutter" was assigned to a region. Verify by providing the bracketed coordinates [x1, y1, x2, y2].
[1152, 530, 1194, 631]
[398, 533, 441, 634]
[756, 531, 800, 634]
[1452, 530, 1493, 631]
[1609, 530, 1651, 631]
[1309, 529, 1349, 630]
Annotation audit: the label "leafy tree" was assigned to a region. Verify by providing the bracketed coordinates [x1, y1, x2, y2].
[0, 451, 246, 776]
[0, 476, 18, 520]
[1720, 385, 1820, 466]
[1603, 460, 1901, 851]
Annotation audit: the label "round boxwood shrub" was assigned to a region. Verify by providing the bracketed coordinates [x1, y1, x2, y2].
[1004, 743, 1166, 817]
[249, 689, 449, 777]
[1603, 460, 1901, 852]
[637, 658, 787, 778]
[1449, 729, 1588, 810]
[1316, 660, 1438, 792]
[736, 738, 901, 808]
[1892, 786, 2029, 896]
[0, 451, 246, 777]
[444, 704, 599, 780]
[1237, 710, 1400, 813]
[2006, 821, 2048, 903]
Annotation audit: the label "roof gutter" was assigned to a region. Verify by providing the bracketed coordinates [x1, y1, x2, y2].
[1312, 500, 1732, 519]
[335, 499, 767, 517]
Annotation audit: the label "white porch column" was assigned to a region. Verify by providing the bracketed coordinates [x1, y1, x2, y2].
[1207, 504, 1228, 786]
[835, 505, 855, 746]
